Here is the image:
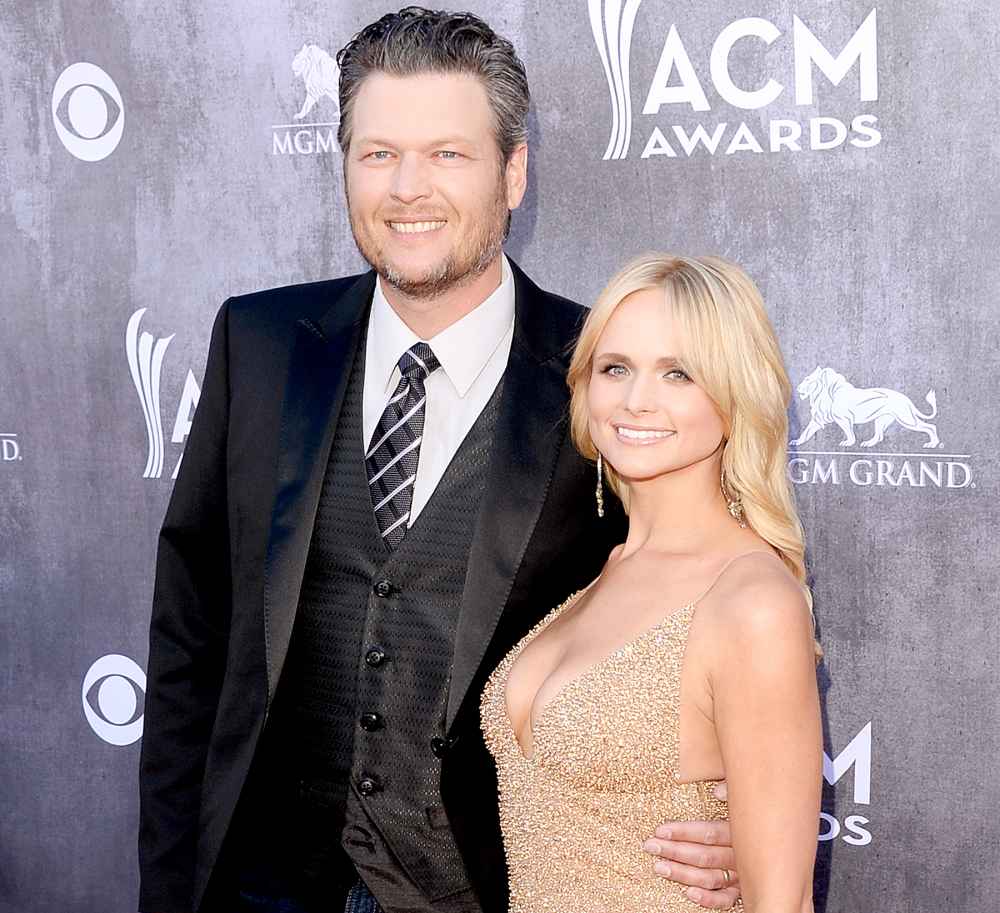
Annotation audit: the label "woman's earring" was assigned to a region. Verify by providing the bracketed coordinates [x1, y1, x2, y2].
[721, 466, 747, 528]
[595, 452, 605, 518]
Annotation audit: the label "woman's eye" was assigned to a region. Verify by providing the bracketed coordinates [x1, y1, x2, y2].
[601, 363, 627, 377]
[665, 369, 690, 381]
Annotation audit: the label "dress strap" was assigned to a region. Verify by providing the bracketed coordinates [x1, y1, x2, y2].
[690, 549, 779, 607]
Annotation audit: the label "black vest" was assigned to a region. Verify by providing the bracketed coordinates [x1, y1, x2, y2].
[259, 329, 503, 911]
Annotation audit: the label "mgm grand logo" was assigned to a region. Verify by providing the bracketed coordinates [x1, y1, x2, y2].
[787, 367, 974, 490]
[1, 432, 21, 463]
[271, 43, 341, 156]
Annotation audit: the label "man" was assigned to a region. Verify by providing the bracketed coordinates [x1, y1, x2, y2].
[138, 9, 742, 913]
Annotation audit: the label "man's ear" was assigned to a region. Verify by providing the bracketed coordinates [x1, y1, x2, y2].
[505, 143, 528, 211]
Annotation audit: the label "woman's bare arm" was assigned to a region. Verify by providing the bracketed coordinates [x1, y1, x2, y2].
[709, 559, 822, 913]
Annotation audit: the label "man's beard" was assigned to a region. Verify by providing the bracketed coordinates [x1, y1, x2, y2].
[348, 181, 509, 300]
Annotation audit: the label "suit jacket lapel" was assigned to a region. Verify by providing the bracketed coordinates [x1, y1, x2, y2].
[262, 271, 375, 704]
[446, 263, 575, 730]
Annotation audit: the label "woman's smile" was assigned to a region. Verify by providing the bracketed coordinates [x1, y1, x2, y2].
[613, 423, 677, 445]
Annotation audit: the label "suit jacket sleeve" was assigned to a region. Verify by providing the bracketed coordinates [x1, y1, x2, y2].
[138, 301, 234, 913]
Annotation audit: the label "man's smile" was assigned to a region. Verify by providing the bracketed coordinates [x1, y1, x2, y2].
[387, 220, 448, 234]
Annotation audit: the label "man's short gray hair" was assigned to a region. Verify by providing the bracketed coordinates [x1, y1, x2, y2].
[336, 7, 530, 164]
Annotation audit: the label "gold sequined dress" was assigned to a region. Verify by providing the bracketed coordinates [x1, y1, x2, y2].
[481, 591, 743, 913]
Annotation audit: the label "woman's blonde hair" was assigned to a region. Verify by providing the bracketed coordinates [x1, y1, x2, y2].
[567, 253, 812, 608]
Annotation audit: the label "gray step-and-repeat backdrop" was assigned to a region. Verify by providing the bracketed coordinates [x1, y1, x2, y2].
[2, 2, 998, 911]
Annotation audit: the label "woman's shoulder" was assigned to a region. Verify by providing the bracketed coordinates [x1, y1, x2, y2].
[696, 548, 811, 644]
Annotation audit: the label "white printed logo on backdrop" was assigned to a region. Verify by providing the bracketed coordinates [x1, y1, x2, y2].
[590, 2, 880, 160]
[272, 43, 342, 155]
[821, 722, 872, 846]
[787, 366, 974, 490]
[51, 62, 125, 162]
[126, 309, 200, 480]
[1, 432, 21, 463]
[82, 654, 146, 746]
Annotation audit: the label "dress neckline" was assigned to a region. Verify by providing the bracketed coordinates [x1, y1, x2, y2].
[506, 599, 695, 762]
[503, 549, 779, 762]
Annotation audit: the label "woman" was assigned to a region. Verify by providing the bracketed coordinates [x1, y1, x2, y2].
[481, 254, 822, 912]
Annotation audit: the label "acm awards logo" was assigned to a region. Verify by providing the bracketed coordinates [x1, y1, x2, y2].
[126, 309, 200, 480]
[272, 43, 341, 155]
[51, 62, 125, 162]
[82, 654, 146, 746]
[590, 2, 879, 160]
[821, 722, 872, 846]
[787, 367, 974, 491]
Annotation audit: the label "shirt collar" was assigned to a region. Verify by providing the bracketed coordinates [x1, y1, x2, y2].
[368, 255, 515, 398]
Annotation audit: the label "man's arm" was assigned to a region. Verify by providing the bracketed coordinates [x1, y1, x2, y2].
[138, 302, 234, 913]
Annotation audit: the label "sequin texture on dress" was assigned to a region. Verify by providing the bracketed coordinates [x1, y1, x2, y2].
[481, 591, 744, 913]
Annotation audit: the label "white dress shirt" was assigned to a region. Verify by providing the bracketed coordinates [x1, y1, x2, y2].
[362, 256, 516, 525]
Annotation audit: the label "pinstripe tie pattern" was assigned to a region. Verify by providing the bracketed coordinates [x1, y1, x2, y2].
[365, 343, 440, 549]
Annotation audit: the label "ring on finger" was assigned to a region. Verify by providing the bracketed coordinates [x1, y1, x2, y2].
[721, 868, 733, 885]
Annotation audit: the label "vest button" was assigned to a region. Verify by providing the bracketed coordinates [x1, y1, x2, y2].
[358, 776, 380, 796]
[373, 579, 393, 598]
[365, 647, 386, 668]
[430, 737, 449, 758]
[360, 712, 383, 732]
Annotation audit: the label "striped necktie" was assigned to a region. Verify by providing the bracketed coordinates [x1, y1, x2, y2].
[365, 342, 441, 549]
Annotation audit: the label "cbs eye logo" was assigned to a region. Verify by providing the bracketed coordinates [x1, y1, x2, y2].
[82, 654, 146, 745]
[51, 62, 125, 162]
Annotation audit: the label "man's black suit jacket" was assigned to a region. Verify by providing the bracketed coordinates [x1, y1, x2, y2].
[137, 260, 627, 913]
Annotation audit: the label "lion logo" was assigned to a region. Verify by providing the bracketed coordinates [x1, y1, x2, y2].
[292, 43, 340, 121]
[791, 367, 940, 449]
